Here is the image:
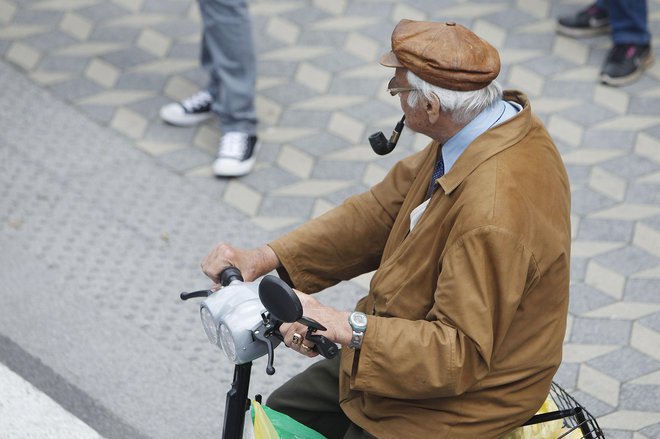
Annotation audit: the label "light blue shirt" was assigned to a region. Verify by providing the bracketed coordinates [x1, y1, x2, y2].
[409, 99, 521, 231]
[441, 99, 521, 173]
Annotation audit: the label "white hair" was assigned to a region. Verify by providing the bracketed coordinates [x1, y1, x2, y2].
[406, 71, 503, 124]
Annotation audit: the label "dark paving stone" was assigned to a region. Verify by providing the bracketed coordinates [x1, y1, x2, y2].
[588, 346, 660, 382]
[570, 318, 631, 345]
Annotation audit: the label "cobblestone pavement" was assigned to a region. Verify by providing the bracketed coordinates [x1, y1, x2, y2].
[1, 0, 660, 438]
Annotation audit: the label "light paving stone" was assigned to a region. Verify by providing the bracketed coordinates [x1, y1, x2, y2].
[266, 16, 299, 45]
[261, 46, 331, 62]
[571, 241, 625, 258]
[438, 3, 507, 18]
[136, 140, 186, 156]
[631, 322, 660, 362]
[58, 12, 92, 40]
[311, 198, 334, 218]
[0, 24, 48, 40]
[594, 84, 630, 115]
[311, 0, 345, 15]
[193, 125, 220, 155]
[343, 32, 378, 62]
[362, 163, 387, 187]
[324, 145, 377, 162]
[251, 216, 299, 231]
[255, 95, 282, 126]
[562, 148, 624, 166]
[84, 57, 120, 88]
[635, 132, 660, 164]
[77, 90, 153, 106]
[30, 0, 98, 10]
[328, 112, 364, 144]
[571, 213, 580, 239]
[260, 127, 318, 143]
[530, 97, 581, 114]
[472, 20, 506, 49]
[639, 172, 660, 183]
[273, 179, 352, 197]
[552, 66, 601, 82]
[584, 302, 660, 320]
[163, 75, 200, 101]
[350, 270, 375, 291]
[589, 167, 627, 202]
[55, 42, 124, 58]
[312, 16, 379, 32]
[591, 204, 660, 221]
[131, 58, 197, 74]
[250, 1, 303, 16]
[548, 114, 583, 147]
[553, 35, 589, 65]
[136, 28, 171, 58]
[6, 41, 40, 70]
[595, 115, 660, 131]
[632, 370, 660, 386]
[29, 70, 73, 85]
[110, 107, 148, 139]
[633, 265, 660, 278]
[562, 343, 620, 363]
[112, 0, 144, 13]
[633, 223, 660, 258]
[508, 65, 545, 97]
[223, 180, 262, 217]
[103, 13, 171, 28]
[391, 3, 426, 22]
[598, 411, 660, 431]
[292, 95, 366, 111]
[277, 144, 314, 179]
[256, 76, 288, 91]
[578, 363, 620, 406]
[498, 48, 544, 65]
[294, 62, 331, 93]
[0, 1, 16, 23]
[515, 0, 549, 19]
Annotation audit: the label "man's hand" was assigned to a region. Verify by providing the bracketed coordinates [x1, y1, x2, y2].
[201, 242, 280, 284]
[280, 290, 352, 357]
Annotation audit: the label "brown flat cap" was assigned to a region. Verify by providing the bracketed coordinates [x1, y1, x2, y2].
[380, 19, 500, 91]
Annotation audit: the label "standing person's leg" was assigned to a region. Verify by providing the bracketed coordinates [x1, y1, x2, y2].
[267, 355, 375, 439]
[600, 0, 653, 85]
[607, 0, 651, 45]
[198, 0, 259, 176]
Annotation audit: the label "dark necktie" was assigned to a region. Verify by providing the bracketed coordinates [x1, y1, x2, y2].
[426, 150, 445, 199]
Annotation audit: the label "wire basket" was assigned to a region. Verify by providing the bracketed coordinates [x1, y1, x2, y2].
[523, 381, 605, 438]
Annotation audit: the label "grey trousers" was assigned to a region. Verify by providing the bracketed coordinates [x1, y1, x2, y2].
[198, 0, 258, 135]
[266, 353, 377, 439]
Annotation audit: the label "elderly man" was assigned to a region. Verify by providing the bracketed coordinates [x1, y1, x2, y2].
[202, 20, 571, 439]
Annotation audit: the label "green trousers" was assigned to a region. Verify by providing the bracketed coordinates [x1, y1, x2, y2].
[266, 353, 376, 439]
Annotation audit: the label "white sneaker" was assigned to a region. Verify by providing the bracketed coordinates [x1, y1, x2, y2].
[212, 132, 258, 177]
[160, 90, 213, 126]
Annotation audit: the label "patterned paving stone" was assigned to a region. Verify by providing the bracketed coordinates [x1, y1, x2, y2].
[2, 0, 660, 435]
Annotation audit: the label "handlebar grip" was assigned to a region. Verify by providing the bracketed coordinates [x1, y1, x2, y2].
[220, 266, 243, 286]
[307, 334, 338, 359]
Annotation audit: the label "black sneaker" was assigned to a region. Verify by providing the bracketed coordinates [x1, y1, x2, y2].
[600, 44, 654, 86]
[160, 90, 213, 126]
[556, 3, 610, 38]
[212, 132, 258, 177]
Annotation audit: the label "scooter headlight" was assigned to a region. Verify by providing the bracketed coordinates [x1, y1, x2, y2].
[218, 323, 237, 362]
[200, 306, 218, 345]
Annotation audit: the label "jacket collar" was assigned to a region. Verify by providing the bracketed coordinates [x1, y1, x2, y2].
[438, 90, 532, 195]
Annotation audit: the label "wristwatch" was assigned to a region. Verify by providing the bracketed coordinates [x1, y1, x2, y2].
[348, 311, 368, 349]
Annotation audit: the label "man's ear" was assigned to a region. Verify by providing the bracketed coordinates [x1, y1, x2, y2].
[426, 93, 441, 124]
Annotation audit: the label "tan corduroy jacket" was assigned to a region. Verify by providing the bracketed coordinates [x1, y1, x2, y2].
[269, 91, 571, 439]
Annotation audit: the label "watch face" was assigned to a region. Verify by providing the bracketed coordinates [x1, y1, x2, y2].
[350, 312, 368, 329]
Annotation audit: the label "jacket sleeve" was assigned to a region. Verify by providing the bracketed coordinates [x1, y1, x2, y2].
[347, 226, 539, 399]
[269, 148, 429, 293]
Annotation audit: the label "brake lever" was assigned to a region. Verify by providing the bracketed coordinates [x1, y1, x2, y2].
[299, 316, 338, 359]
